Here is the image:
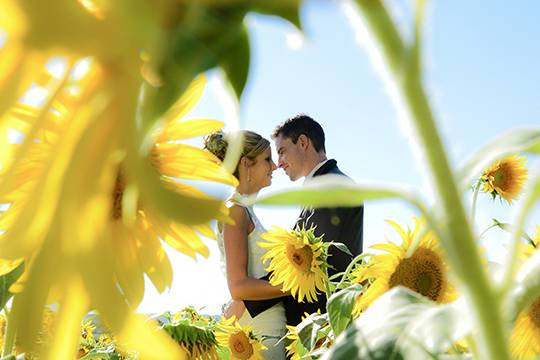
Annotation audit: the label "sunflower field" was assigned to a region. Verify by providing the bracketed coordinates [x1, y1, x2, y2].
[1, 1, 540, 360]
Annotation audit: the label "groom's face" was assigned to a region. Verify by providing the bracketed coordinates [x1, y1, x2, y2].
[275, 134, 304, 181]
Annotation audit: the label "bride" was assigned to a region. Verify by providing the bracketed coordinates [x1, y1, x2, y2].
[204, 130, 287, 360]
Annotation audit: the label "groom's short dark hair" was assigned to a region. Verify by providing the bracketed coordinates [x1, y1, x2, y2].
[272, 114, 326, 153]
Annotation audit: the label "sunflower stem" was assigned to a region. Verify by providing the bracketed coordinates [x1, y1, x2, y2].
[324, 267, 332, 300]
[478, 223, 498, 239]
[351, 1, 509, 359]
[2, 299, 16, 357]
[471, 178, 482, 226]
[334, 254, 368, 294]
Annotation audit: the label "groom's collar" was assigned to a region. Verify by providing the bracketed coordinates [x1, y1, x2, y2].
[303, 159, 334, 185]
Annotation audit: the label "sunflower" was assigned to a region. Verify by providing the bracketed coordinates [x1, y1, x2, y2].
[481, 155, 528, 203]
[510, 226, 540, 359]
[0, 45, 225, 360]
[285, 325, 309, 360]
[258, 226, 328, 303]
[162, 309, 219, 360]
[1, 72, 235, 306]
[81, 319, 96, 341]
[352, 218, 456, 317]
[215, 317, 266, 360]
[104, 75, 237, 305]
[0, 0, 300, 358]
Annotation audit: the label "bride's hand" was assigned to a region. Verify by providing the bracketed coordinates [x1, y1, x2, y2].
[222, 299, 246, 320]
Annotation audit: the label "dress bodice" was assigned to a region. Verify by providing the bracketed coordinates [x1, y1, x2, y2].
[217, 192, 269, 279]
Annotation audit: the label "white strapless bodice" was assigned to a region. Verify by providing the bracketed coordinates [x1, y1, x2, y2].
[217, 192, 270, 279]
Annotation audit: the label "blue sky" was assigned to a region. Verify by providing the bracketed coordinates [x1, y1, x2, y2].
[138, 0, 540, 314]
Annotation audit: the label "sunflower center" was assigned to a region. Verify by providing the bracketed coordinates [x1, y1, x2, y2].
[228, 331, 253, 360]
[111, 170, 125, 220]
[494, 169, 507, 187]
[388, 247, 444, 302]
[528, 298, 540, 331]
[286, 245, 313, 273]
[149, 145, 161, 171]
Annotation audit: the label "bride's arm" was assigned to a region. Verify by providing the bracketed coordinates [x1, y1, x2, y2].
[223, 205, 285, 301]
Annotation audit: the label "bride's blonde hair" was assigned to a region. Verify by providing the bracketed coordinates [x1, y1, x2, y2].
[204, 130, 270, 178]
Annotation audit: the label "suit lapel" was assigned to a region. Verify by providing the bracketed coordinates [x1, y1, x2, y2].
[313, 159, 337, 177]
[296, 160, 337, 228]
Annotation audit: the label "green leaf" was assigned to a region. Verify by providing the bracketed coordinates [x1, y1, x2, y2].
[507, 229, 540, 320]
[0, 261, 25, 309]
[254, 175, 422, 208]
[219, 23, 251, 99]
[250, 0, 303, 30]
[458, 128, 540, 189]
[323, 287, 469, 360]
[400, 298, 471, 359]
[327, 284, 363, 336]
[528, 137, 540, 154]
[0, 355, 17, 360]
[490, 218, 534, 243]
[296, 312, 329, 351]
[330, 242, 353, 257]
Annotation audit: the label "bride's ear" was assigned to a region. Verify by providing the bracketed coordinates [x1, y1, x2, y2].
[240, 156, 249, 169]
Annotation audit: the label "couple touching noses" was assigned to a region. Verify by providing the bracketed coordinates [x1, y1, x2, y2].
[204, 114, 364, 359]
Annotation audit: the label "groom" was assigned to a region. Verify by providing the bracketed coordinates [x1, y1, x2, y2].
[244, 114, 364, 326]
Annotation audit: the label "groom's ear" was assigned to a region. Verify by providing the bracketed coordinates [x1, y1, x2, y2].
[298, 134, 309, 150]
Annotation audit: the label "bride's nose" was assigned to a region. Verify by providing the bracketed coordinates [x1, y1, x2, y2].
[271, 160, 277, 171]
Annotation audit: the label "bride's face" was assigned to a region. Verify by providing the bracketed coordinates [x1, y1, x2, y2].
[249, 147, 277, 190]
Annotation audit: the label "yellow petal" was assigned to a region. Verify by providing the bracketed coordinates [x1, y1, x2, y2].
[45, 275, 90, 359]
[118, 313, 186, 360]
[160, 119, 225, 141]
[162, 75, 205, 123]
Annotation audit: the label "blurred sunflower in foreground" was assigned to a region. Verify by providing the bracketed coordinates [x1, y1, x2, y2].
[481, 155, 528, 204]
[510, 226, 540, 359]
[0, 0, 267, 358]
[215, 317, 266, 360]
[352, 218, 457, 317]
[258, 226, 329, 303]
[0, 0, 302, 357]
[161, 308, 219, 360]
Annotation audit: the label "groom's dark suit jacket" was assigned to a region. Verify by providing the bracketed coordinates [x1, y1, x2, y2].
[244, 159, 364, 326]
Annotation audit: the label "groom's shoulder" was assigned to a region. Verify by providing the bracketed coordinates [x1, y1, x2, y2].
[319, 159, 348, 177]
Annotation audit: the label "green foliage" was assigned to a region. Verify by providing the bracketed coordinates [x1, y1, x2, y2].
[296, 312, 330, 353]
[0, 262, 24, 310]
[255, 176, 423, 208]
[327, 284, 362, 337]
[322, 287, 469, 360]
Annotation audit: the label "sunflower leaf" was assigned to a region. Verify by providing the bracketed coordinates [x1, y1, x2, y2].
[296, 312, 329, 351]
[0, 261, 24, 309]
[330, 242, 353, 257]
[250, 0, 303, 30]
[458, 128, 540, 190]
[322, 287, 468, 360]
[220, 24, 250, 99]
[254, 176, 422, 209]
[327, 284, 362, 336]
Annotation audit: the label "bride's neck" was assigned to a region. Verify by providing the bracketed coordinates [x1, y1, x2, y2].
[236, 183, 259, 196]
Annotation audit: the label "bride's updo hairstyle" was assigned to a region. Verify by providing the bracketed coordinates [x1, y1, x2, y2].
[204, 130, 270, 179]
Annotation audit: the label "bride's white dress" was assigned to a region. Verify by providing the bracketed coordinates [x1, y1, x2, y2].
[217, 193, 286, 360]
